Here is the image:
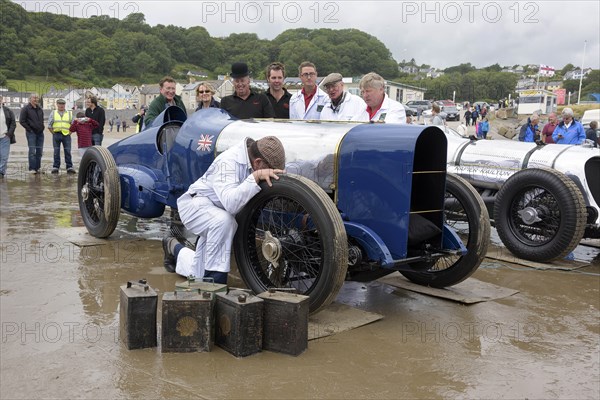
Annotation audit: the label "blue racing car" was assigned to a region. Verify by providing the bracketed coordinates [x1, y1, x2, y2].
[77, 107, 490, 312]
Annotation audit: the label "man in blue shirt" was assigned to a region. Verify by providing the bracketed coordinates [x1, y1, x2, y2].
[518, 113, 540, 142]
[553, 108, 586, 145]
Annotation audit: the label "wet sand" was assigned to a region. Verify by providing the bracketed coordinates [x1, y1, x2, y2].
[1, 125, 599, 399]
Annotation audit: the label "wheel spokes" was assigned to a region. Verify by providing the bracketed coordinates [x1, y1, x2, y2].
[246, 196, 323, 294]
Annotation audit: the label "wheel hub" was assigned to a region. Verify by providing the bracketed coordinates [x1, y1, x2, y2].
[81, 183, 89, 201]
[262, 231, 281, 269]
[517, 207, 542, 225]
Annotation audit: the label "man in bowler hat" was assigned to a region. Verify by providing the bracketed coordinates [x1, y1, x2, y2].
[220, 62, 275, 119]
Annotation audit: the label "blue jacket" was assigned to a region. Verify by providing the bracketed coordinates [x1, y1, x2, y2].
[519, 118, 538, 142]
[479, 120, 489, 132]
[552, 120, 586, 144]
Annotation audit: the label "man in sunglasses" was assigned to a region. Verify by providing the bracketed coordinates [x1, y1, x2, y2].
[289, 61, 328, 120]
[162, 136, 286, 284]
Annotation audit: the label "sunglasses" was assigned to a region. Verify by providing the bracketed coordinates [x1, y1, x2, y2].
[197, 90, 211, 94]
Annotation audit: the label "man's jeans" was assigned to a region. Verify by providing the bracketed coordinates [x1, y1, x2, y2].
[52, 133, 73, 169]
[92, 133, 103, 146]
[25, 131, 44, 171]
[0, 135, 10, 175]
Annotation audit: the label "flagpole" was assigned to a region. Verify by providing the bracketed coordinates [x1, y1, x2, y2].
[577, 40, 587, 105]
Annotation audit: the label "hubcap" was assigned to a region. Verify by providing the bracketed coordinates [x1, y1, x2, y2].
[81, 183, 89, 201]
[517, 207, 542, 225]
[262, 231, 281, 269]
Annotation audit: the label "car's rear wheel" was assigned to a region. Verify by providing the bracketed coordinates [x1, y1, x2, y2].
[494, 168, 586, 262]
[402, 173, 490, 287]
[78, 146, 121, 238]
[233, 174, 348, 314]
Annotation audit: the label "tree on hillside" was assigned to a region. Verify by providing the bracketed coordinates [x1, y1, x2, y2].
[444, 63, 476, 74]
[560, 63, 575, 75]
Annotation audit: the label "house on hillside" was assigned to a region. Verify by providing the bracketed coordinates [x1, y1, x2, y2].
[563, 68, 592, 81]
[400, 65, 419, 74]
[545, 81, 562, 91]
[42, 87, 72, 110]
[108, 84, 139, 110]
[1, 91, 34, 108]
[517, 78, 535, 90]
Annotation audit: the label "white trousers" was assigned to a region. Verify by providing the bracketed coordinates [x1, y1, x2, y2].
[175, 193, 237, 278]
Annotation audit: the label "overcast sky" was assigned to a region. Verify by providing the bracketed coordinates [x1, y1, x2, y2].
[15, 0, 600, 70]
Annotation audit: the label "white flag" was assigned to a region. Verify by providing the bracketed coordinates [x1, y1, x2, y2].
[539, 64, 555, 77]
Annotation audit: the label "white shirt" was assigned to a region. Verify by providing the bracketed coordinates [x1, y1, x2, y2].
[367, 94, 407, 124]
[320, 92, 367, 121]
[187, 138, 261, 215]
[0, 107, 6, 138]
[289, 87, 328, 120]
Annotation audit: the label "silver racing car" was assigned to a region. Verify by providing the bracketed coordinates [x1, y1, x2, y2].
[444, 127, 600, 262]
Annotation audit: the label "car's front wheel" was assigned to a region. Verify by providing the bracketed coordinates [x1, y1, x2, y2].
[233, 174, 348, 314]
[78, 146, 121, 238]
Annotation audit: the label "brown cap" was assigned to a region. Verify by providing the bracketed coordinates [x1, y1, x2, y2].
[257, 136, 285, 170]
[321, 73, 343, 87]
[56, 99, 66, 104]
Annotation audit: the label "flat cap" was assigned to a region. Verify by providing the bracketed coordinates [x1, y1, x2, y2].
[257, 136, 285, 170]
[321, 73, 343, 87]
[56, 98, 66, 104]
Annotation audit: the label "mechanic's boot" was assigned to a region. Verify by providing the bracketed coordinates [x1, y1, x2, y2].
[162, 236, 177, 273]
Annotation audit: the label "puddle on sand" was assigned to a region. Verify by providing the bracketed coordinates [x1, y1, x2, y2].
[1, 162, 599, 399]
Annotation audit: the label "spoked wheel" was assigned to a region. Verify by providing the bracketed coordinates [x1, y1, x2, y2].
[234, 174, 348, 314]
[402, 173, 490, 287]
[494, 168, 586, 262]
[77, 146, 121, 238]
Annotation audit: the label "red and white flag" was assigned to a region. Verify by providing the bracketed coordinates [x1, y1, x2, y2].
[539, 64, 555, 77]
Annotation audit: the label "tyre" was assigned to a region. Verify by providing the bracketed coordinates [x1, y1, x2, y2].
[494, 168, 586, 262]
[402, 173, 490, 287]
[233, 174, 348, 314]
[78, 146, 121, 238]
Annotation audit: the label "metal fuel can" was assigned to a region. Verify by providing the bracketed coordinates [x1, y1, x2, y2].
[215, 289, 264, 357]
[119, 280, 158, 350]
[175, 276, 227, 295]
[161, 291, 215, 353]
[257, 289, 309, 356]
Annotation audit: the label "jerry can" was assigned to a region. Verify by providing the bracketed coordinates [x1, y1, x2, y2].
[215, 289, 264, 357]
[161, 291, 215, 353]
[257, 289, 309, 356]
[175, 276, 227, 295]
[119, 279, 157, 350]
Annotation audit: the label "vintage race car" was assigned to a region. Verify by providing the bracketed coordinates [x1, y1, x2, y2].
[77, 107, 490, 313]
[443, 127, 600, 262]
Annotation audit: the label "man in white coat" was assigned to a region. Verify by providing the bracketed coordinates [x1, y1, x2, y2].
[358, 72, 407, 124]
[162, 136, 286, 284]
[289, 61, 328, 120]
[320, 73, 367, 121]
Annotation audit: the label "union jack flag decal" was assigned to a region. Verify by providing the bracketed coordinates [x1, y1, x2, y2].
[197, 134, 214, 152]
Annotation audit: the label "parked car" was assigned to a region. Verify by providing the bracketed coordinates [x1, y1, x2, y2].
[77, 107, 490, 313]
[403, 104, 418, 117]
[443, 126, 600, 262]
[406, 100, 432, 114]
[442, 106, 460, 121]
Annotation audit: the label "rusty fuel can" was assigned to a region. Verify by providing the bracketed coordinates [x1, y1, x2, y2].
[161, 291, 215, 353]
[175, 276, 227, 295]
[215, 289, 264, 357]
[119, 280, 157, 350]
[257, 289, 310, 356]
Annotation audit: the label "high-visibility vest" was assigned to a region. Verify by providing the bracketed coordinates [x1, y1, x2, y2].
[52, 110, 72, 135]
